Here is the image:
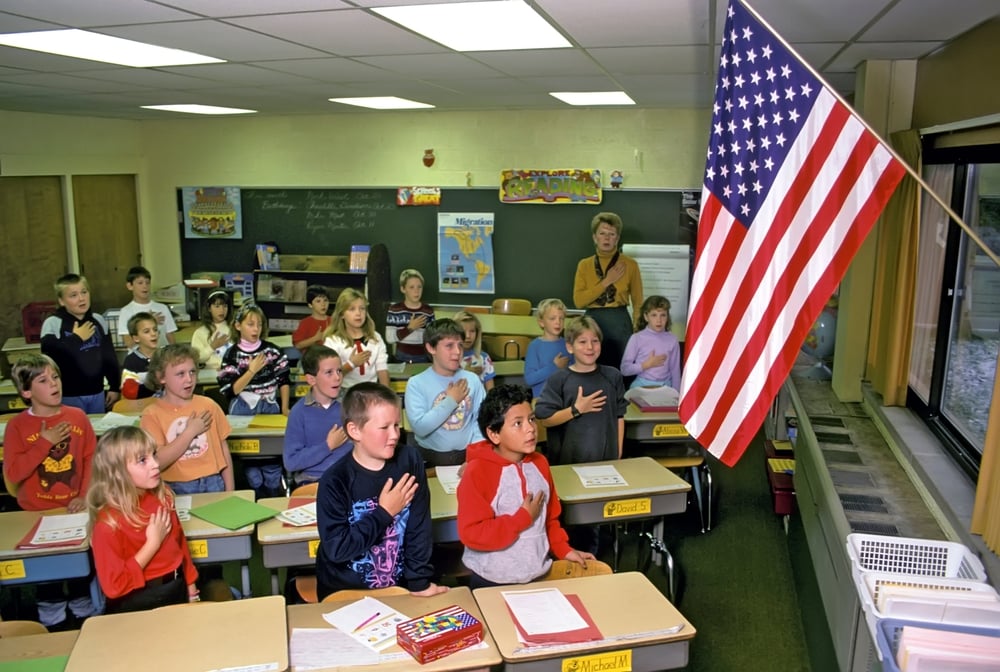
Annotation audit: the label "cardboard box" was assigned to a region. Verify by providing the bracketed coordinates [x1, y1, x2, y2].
[396, 604, 483, 664]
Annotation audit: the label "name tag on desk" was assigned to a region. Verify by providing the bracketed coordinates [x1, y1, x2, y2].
[229, 439, 261, 454]
[0, 560, 26, 580]
[652, 423, 689, 438]
[188, 540, 208, 559]
[603, 498, 652, 518]
[562, 649, 632, 672]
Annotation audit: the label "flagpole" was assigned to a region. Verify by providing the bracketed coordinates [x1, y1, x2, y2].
[737, 0, 1000, 268]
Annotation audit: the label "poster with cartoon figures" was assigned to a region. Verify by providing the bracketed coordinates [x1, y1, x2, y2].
[182, 186, 243, 239]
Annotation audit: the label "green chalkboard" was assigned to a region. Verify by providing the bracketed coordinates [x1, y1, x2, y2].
[179, 187, 692, 306]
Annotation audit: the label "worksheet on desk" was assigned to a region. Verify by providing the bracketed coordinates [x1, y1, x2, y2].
[572, 465, 627, 487]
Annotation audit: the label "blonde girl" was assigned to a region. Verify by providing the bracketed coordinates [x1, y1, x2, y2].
[190, 290, 232, 368]
[620, 295, 682, 389]
[88, 426, 199, 613]
[453, 310, 495, 391]
[323, 288, 389, 390]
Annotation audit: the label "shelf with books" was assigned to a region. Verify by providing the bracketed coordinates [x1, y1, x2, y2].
[253, 254, 366, 333]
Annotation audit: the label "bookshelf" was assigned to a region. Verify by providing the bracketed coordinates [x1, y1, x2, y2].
[254, 254, 366, 333]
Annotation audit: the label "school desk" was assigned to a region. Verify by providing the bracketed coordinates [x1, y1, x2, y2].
[286, 585, 500, 672]
[0, 630, 78, 665]
[473, 572, 696, 671]
[256, 489, 460, 596]
[256, 495, 319, 596]
[65, 595, 288, 672]
[0, 509, 91, 589]
[182, 489, 257, 598]
[0, 378, 27, 412]
[550, 457, 690, 526]
[433, 311, 540, 338]
[623, 402, 689, 442]
[227, 420, 286, 458]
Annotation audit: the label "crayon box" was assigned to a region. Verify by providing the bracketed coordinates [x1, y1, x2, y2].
[396, 604, 483, 664]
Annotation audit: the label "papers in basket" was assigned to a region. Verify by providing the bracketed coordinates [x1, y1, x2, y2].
[323, 597, 409, 652]
[624, 385, 679, 412]
[17, 512, 89, 549]
[277, 501, 317, 527]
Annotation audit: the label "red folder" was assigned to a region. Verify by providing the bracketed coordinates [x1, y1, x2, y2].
[281, 497, 316, 528]
[506, 594, 603, 645]
[631, 398, 679, 413]
[16, 517, 87, 550]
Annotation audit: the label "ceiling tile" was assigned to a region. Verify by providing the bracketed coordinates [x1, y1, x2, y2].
[862, 0, 999, 41]
[355, 53, 506, 78]
[588, 46, 711, 75]
[828, 41, 944, 71]
[157, 62, 319, 85]
[468, 49, 603, 77]
[248, 58, 405, 82]
[154, 0, 351, 17]
[716, 0, 889, 42]
[227, 9, 446, 57]
[538, 0, 710, 47]
[0, 0, 199, 26]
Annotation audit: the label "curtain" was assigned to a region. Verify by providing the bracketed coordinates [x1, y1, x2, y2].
[868, 130, 921, 405]
[972, 345, 1000, 552]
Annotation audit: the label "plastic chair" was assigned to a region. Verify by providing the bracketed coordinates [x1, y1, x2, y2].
[321, 586, 409, 603]
[290, 482, 319, 497]
[491, 299, 532, 315]
[482, 334, 532, 361]
[541, 559, 613, 580]
[111, 397, 156, 414]
[0, 621, 48, 637]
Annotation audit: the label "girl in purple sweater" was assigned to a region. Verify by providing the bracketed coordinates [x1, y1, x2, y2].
[620, 295, 682, 389]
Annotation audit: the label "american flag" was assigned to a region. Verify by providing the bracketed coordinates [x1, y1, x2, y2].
[678, 0, 906, 466]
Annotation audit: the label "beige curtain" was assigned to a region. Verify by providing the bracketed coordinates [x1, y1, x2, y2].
[868, 130, 921, 405]
[972, 346, 1000, 551]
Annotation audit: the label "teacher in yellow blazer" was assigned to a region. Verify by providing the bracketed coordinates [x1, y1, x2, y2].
[572, 212, 643, 368]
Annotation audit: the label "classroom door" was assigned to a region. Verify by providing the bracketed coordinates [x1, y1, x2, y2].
[0, 176, 69, 369]
[73, 174, 141, 313]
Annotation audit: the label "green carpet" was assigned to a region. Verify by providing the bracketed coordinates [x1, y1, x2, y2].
[618, 435, 815, 671]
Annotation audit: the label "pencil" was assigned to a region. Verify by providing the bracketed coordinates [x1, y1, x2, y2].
[353, 611, 382, 633]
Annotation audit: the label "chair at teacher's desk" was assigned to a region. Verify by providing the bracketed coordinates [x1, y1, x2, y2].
[321, 586, 409, 603]
[491, 298, 532, 316]
[541, 559, 613, 581]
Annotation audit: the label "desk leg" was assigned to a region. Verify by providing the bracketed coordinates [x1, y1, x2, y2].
[242, 562, 251, 598]
[271, 570, 280, 597]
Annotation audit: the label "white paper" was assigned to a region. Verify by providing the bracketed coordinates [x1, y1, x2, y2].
[624, 385, 679, 408]
[621, 243, 691, 335]
[90, 412, 141, 433]
[174, 495, 192, 522]
[289, 627, 378, 669]
[31, 512, 89, 545]
[386, 363, 405, 375]
[572, 465, 627, 488]
[226, 414, 254, 430]
[434, 465, 462, 494]
[502, 588, 589, 635]
[277, 501, 317, 526]
[322, 597, 408, 652]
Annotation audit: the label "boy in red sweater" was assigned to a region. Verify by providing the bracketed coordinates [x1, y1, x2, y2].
[3, 354, 97, 628]
[457, 384, 594, 588]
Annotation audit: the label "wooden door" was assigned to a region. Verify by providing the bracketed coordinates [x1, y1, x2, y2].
[0, 176, 68, 369]
[73, 175, 141, 313]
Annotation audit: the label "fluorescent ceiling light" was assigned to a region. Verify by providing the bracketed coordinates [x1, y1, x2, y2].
[329, 97, 434, 110]
[0, 29, 223, 67]
[373, 0, 570, 52]
[550, 91, 636, 106]
[141, 104, 256, 115]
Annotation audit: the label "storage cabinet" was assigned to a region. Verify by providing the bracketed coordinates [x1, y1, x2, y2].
[254, 254, 365, 333]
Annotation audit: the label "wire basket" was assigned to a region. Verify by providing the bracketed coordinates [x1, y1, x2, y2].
[855, 571, 1000, 645]
[876, 617, 1000, 671]
[846, 533, 986, 581]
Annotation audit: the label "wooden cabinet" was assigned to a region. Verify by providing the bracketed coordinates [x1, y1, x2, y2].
[254, 255, 365, 333]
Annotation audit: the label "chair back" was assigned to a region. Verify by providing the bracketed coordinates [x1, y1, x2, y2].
[321, 585, 409, 603]
[290, 482, 319, 497]
[483, 334, 532, 361]
[541, 559, 613, 580]
[0, 621, 49, 637]
[112, 397, 156, 414]
[491, 298, 532, 315]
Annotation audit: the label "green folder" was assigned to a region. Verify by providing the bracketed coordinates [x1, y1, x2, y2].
[189, 497, 278, 530]
[0, 656, 69, 672]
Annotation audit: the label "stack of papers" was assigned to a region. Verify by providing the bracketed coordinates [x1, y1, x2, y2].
[189, 496, 278, 530]
[323, 597, 408, 652]
[249, 414, 287, 429]
[573, 465, 627, 488]
[174, 495, 192, 522]
[501, 588, 602, 646]
[277, 501, 317, 527]
[17, 512, 89, 549]
[90, 412, 141, 433]
[624, 386, 679, 412]
[435, 465, 462, 494]
[895, 624, 1000, 670]
[768, 458, 795, 475]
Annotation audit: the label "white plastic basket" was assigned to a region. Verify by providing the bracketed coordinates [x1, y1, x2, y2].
[854, 571, 1000, 652]
[846, 533, 986, 581]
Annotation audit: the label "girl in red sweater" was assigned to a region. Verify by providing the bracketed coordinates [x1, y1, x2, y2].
[87, 425, 199, 613]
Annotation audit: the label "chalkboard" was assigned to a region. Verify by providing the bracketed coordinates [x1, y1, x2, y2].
[179, 187, 691, 307]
